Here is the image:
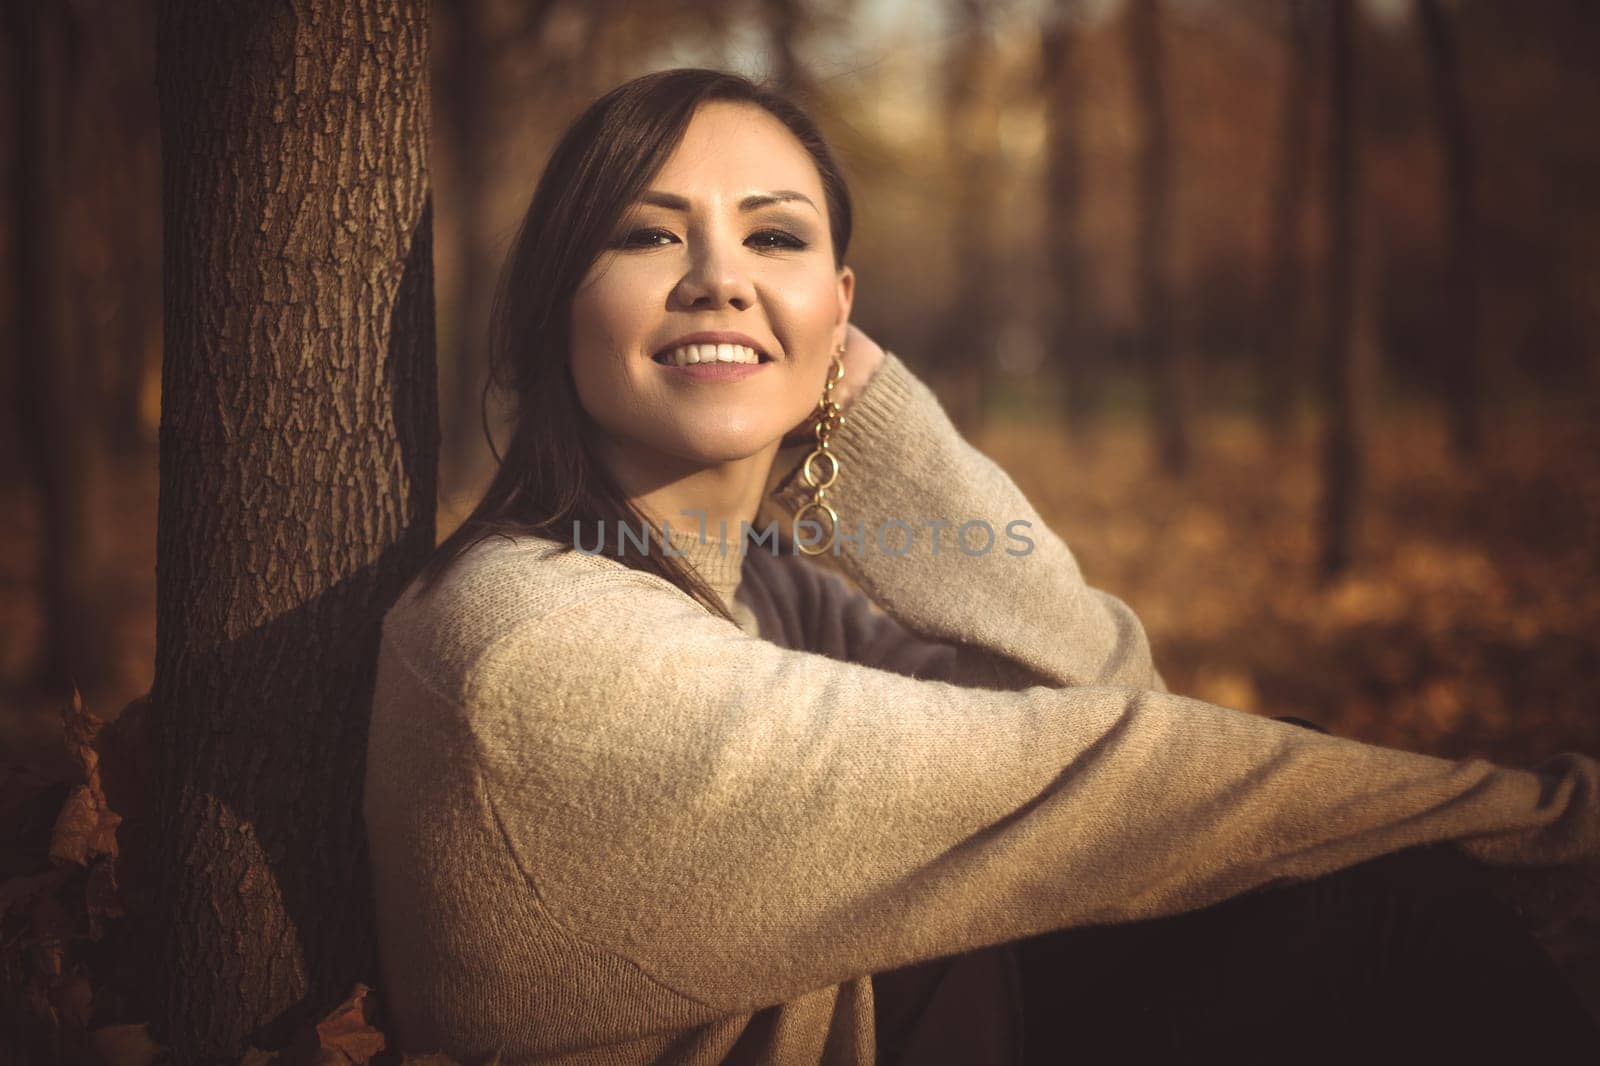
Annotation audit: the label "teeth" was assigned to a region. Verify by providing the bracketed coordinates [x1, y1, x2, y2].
[659, 343, 762, 366]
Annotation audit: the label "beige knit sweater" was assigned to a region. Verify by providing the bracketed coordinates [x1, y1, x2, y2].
[363, 350, 1600, 1065]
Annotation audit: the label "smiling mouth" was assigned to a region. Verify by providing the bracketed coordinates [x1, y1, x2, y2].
[653, 342, 773, 367]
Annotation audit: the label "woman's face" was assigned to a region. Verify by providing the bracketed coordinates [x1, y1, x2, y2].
[569, 100, 854, 485]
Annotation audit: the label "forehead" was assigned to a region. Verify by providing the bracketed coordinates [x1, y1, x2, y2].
[650, 101, 824, 202]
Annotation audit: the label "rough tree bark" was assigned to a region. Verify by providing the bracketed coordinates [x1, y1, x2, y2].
[1319, 0, 1364, 580]
[1127, 0, 1189, 476]
[152, 1, 438, 1060]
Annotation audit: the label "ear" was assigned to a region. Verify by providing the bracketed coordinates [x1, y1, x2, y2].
[834, 264, 855, 347]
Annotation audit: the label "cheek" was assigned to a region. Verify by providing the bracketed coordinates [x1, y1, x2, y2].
[567, 331, 627, 441]
[571, 274, 645, 356]
[765, 271, 841, 349]
[569, 269, 656, 395]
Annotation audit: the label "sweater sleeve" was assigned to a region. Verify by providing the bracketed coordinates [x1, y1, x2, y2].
[764, 349, 1170, 694]
[760, 551, 1037, 690]
[467, 577, 1600, 1016]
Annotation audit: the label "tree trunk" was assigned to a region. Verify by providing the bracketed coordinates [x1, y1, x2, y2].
[1419, 0, 1483, 463]
[153, 1, 438, 1059]
[440, 0, 494, 493]
[1127, 0, 1189, 475]
[762, 0, 807, 96]
[9, 0, 114, 696]
[1259, 0, 1316, 443]
[940, 0, 1001, 436]
[1319, 0, 1363, 580]
[1041, 0, 1095, 442]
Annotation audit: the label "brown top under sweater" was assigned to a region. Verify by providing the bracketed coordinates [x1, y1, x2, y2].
[363, 350, 1600, 1064]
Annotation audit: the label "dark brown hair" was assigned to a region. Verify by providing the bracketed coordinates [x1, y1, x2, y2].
[413, 68, 854, 620]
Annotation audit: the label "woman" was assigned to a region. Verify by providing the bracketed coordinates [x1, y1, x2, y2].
[363, 68, 1600, 1064]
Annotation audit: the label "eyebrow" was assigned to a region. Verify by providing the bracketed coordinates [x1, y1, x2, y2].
[636, 189, 819, 213]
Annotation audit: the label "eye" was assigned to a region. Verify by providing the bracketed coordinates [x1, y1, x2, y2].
[610, 226, 809, 251]
[614, 227, 677, 249]
[749, 228, 808, 251]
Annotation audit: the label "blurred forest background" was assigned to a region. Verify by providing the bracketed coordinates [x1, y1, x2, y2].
[4, 0, 1600, 1056]
[7, 0, 1598, 766]
[3, 0, 1600, 755]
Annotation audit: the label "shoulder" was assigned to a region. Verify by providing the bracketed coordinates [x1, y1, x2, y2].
[380, 530, 682, 697]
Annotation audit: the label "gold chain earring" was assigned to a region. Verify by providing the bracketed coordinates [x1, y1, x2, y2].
[795, 343, 846, 556]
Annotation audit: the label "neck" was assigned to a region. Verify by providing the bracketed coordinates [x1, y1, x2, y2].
[661, 521, 749, 613]
[598, 435, 781, 548]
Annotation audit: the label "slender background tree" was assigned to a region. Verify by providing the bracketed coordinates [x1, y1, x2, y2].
[1127, 0, 1188, 476]
[1041, 0, 1095, 442]
[1319, 0, 1364, 580]
[1258, 0, 1318, 444]
[938, 0, 1003, 434]
[1419, 0, 1483, 464]
[8, 0, 114, 698]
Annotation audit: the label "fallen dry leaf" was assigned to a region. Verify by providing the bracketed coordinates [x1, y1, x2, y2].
[88, 1021, 170, 1066]
[49, 781, 123, 867]
[61, 686, 106, 784]
[311, 982, 386, 1063]
[84, 857, 125, 937]
[49, 688, 123, 867]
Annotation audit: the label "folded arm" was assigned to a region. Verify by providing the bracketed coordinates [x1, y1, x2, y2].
[764, 350, 1169, 693]
[469, 577, 1600, 1015]
[743, 549, 1045, 689]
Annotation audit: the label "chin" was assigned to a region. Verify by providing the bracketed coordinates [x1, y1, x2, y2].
[654, 428, 773, 464]
[673, 438, 775, 465]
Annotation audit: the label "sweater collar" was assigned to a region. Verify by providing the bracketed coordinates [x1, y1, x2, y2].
[662, 521, 747, 612]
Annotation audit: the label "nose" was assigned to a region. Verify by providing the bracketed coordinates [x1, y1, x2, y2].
[670, 231, 756, 311]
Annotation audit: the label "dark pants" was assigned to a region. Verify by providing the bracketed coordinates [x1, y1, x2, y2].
[875, 716, 1600, 1063]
